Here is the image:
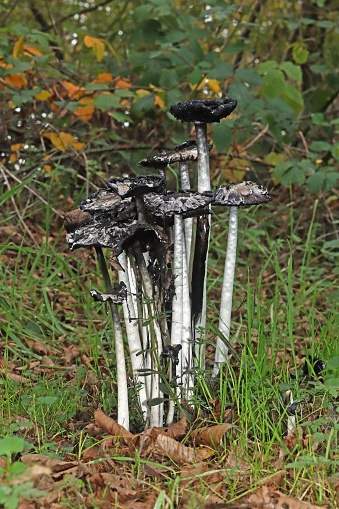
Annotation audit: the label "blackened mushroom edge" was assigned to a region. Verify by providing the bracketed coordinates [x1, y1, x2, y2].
[170, 97, 237, 124]
[138, 140, 213, 169]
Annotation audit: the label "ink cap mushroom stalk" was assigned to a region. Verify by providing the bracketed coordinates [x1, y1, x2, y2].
[106, 175, 168, 427]
[79, 187, 150, 419]
[210, 182, 272, 377]
[170, 98, 237, 361]
[144, 190, 213, 421]
[64, 208, 131, 429]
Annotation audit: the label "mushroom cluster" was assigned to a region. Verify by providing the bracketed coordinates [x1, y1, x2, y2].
[65, 98, 271, 429]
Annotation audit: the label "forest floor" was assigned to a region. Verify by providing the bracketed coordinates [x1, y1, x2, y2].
[1, 186, 339, 509]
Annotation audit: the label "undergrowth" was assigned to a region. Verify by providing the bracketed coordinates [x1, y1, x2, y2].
[1, 185, 339, 508]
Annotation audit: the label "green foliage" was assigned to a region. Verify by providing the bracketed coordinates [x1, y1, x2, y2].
[0, 0, 337, 199]
[0, 436, 47, 509]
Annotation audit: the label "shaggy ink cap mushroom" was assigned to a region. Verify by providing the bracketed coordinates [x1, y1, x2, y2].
[138, 140, 212, 168]
[107, 175, 166, 198]
[212, 181, 272, 207]
[143, 190, 213, 224]
[66, 218, 138, 252]
[170, 97, 237, 124]
[80, 189, 136, 222]
[90, 281, 127, 305]
[64, 209, 93, 233]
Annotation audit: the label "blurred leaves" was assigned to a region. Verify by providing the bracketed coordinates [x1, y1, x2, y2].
[0, 0, 337, 195]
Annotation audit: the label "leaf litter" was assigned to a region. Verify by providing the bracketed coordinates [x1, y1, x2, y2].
[1, 194, 338, 508]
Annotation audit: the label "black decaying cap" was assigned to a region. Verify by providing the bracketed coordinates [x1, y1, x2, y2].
[144, 190, 213, 222]
[107, 175, 166, 197]
[212, 182, 271, 206]
[90, 282, 127, 304]
[170, 97, 237, 123]
[138, 140, 212, 169]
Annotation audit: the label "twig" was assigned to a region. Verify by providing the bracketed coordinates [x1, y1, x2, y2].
[0, 165, 37, 243]
[0, 162, 63, 218]
[47, 0, 114, 30]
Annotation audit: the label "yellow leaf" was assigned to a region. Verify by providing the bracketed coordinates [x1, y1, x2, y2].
[315, 159, 322, 164]
[134, 89, 150, 99]
[94, 73, 113, 84]
[13, 36, 25, 59]
[34, 90, 51, 101]
[63, 80, 85, 99]
[149, 84, 164, 107]
[44, 164, 52, 173]
[5, 73, 26, 88]
[8, 101, 16, 109]
[264, 152, 284, 166]
[155, 95, 164, 108]
[24, 45, 43, 57]
[11, 143, 25, 152]
[74, 104, 95, 121]
[114, 76, 132, 89]
[43, 132, 85, 152]
[207, 79, 221, 95]
[83, 35, 105, 62]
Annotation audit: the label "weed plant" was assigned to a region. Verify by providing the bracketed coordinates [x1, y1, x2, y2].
[1, 183, 339, 507]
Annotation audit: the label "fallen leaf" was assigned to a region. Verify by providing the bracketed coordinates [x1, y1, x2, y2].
[94, 409, 134, 439]
[192, 423, 232, 447]
[155, 434, 195, 463]
[247, 486, 325, 509]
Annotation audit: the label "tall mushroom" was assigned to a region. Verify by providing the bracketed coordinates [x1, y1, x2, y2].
[210, 182, 272, 377]
[144, 190, 213, 421]
[64, 209, 131, 429]
[170, 98, 237, 355]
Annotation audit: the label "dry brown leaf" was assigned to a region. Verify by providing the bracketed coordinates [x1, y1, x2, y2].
[247, 486, 325, 509]
[0, 368, 29, 384]
[89, 472, 139, 505]
[21, 454, 79, 478]
[17, 502, 35, 509]
[163, 416, 188, 439]
[156, 434, 195, 463]
[94, 409, 134, 439]
[10, 464, 51, 484]
[192, 423, 232, 447]
[225, 451, 251, 471]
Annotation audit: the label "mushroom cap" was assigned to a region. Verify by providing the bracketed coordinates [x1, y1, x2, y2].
[66, 219, 139, 251]
[107, 175, 166, 197]
[64, 209, 93, 233]
[212, 181, 272, 206]
[143, 190, 213, 224]
[80, 189, 136, 221]
[170, 97, 237, 123]
[90, 282, 127, 304]
[138, 140, 212, 169]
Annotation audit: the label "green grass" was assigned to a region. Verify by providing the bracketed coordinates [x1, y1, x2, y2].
[1, 188, 339, 507]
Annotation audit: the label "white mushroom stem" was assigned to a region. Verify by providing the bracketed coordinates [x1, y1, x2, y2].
[195, 123, 211, 193]
[95, 247, 129, 430]
[179, 161, 193, 265]
[118, 252, 148, 420]
[194, 122, 211, 367]
[167, 214, 184, 425]
[212, 206, 238, 377]
[171, 215, 183, 347]
[133, 242, 163, 428]
[180, 236, 193, 399]
[286, 390, 296, 435]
